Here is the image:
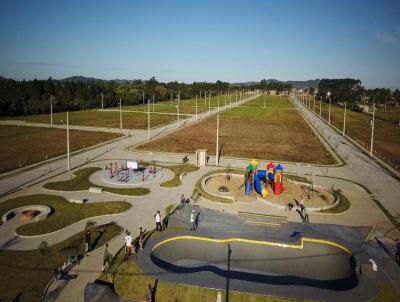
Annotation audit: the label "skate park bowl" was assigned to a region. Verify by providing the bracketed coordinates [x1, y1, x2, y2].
[150, 235, 359, 291]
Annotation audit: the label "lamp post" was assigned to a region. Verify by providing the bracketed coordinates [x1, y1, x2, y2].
[101, 92, 104, 110]
[147, 98, 150, 140]
[313, 94, 316, 112]
[370, 102, 375, 157]
[177, 91, 180, 127]
[119, 98, 122, 130]
[343, 102, 346, 136]
[50, 95, 53, 126]
[65, 112, 70, 171]
[327, 91, 331, 124]
[216, 106, 220, 166]
[195, 94, 198, 120]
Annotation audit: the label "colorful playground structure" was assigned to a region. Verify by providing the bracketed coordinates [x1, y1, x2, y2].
[245, 160, 284, 198]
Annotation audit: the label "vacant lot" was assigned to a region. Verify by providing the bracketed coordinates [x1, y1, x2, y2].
[5, 109, 182, 129]
[135, 96, 335, 164]
[310, 99, 400, 171]
[0, 125, 120, 173]
[241, 94, 294, 108]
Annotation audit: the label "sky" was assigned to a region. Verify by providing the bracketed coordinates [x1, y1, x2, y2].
[0, 0, 399, 89]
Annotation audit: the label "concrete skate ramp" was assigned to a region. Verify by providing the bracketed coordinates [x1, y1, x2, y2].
[151, 236, 358, 291]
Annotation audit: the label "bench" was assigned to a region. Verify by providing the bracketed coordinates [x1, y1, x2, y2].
[89, 187, 103, 193]
[68, 198, 85, 204]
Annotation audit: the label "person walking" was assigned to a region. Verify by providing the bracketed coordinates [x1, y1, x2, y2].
[124, 231, 133, 258]
[146, 283, 153, 302]
[154, 211, 162, 231]
[139, 227, 145, 250]
[190, 209, 198, 231]
[101, 244, 110, 272]
[85, 231, 91, 255]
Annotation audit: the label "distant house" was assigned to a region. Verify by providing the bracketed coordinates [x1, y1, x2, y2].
[358, 104, 370, 113]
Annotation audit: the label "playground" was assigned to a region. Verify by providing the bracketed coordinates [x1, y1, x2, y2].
[202, 161, 336, 211]
[92, 160, 171, 186]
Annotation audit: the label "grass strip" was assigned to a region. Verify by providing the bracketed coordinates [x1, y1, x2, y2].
[0, 194, 130, 236]
[43, 167, 150, 196]
[0, 223, 122, 302]
[160, 164, 200, 188]
[318, 192, 350, 214]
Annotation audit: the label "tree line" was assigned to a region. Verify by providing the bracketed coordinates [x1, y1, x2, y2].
[315, 78, 400, 110]
[0, 77, 234, 116]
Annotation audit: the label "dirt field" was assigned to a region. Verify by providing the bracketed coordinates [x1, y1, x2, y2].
[0, 125, 121, 173]
[5, 109, 183, 129]
[135, 96, 335, 164]
[308, 98, 400, 171]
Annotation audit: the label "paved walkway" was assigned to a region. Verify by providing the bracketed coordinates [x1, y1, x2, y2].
[1, 91, 400, 301]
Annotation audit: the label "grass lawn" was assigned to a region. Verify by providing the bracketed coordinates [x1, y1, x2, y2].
[318, 191, 350, 214]
[43, 167, 150, 196]
[0, 194, 130, 236]
[101, 240, 313, 302]
[5, 109, 183, 129]
[0, 125, 120, 173]
[0, 223, 122, 302]
[160, 164, 200, 187]
[310, 99, 400, 171]
[240, 94, 294, 108]
[135, 95, 335, 164]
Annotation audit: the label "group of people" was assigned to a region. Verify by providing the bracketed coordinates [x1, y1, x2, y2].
[287, 195, 310, 223]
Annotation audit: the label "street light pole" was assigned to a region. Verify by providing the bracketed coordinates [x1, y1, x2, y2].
[177, 90, 180, 127]
[101, 92, 104, 110]
[327, 92, 331, 124]
[119, 98, 122, 130]
[50, 95, 53, 126]
[147, 98, 150, 140]
[343, 102, 346, 136]
[66, 111, 70, 171]
[319, 99, 322, 116]
[370, 102, 375, 157]
[152, 94, 155, 112]
[313, 94, 316, 112]
[216, 107, 220, 167]
[195, 94, 198, 120]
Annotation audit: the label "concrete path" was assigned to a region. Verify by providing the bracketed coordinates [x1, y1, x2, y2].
[1, 91, 400, 301]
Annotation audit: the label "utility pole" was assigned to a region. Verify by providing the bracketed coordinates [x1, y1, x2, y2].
[195, 95, 198, 120]
[370, 102, 375, 157]
[343, 102, 346, 136]
[313, 94, 316, 112]
[177, 90, 180, 127]
[119, 98, 122, 130]
[147, 98, 150, 140]
[66, 111, 70, 171]
[319, 99, 322, 116]
[264, 92, 266, 108]
[204, 90, 207, 107]
[152, 94, 155, 112]
[101, 92, 104, 110]
[50, 95, 53, 126]
[216, 107, 220, 166]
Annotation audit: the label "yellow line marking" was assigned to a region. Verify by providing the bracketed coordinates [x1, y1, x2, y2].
[151, 235, 352, 254]
[245, 220, 281, 227]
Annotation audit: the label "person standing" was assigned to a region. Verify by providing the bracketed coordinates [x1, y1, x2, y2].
[139, 227, 145, 250]
[154, 211, 162, 231]
[125, 231, 133, 258]
[102, 244, 110, 272]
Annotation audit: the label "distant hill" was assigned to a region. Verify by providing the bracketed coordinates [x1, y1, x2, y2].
[62, 76, 106, 83]
[233, 79, 320, 88]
